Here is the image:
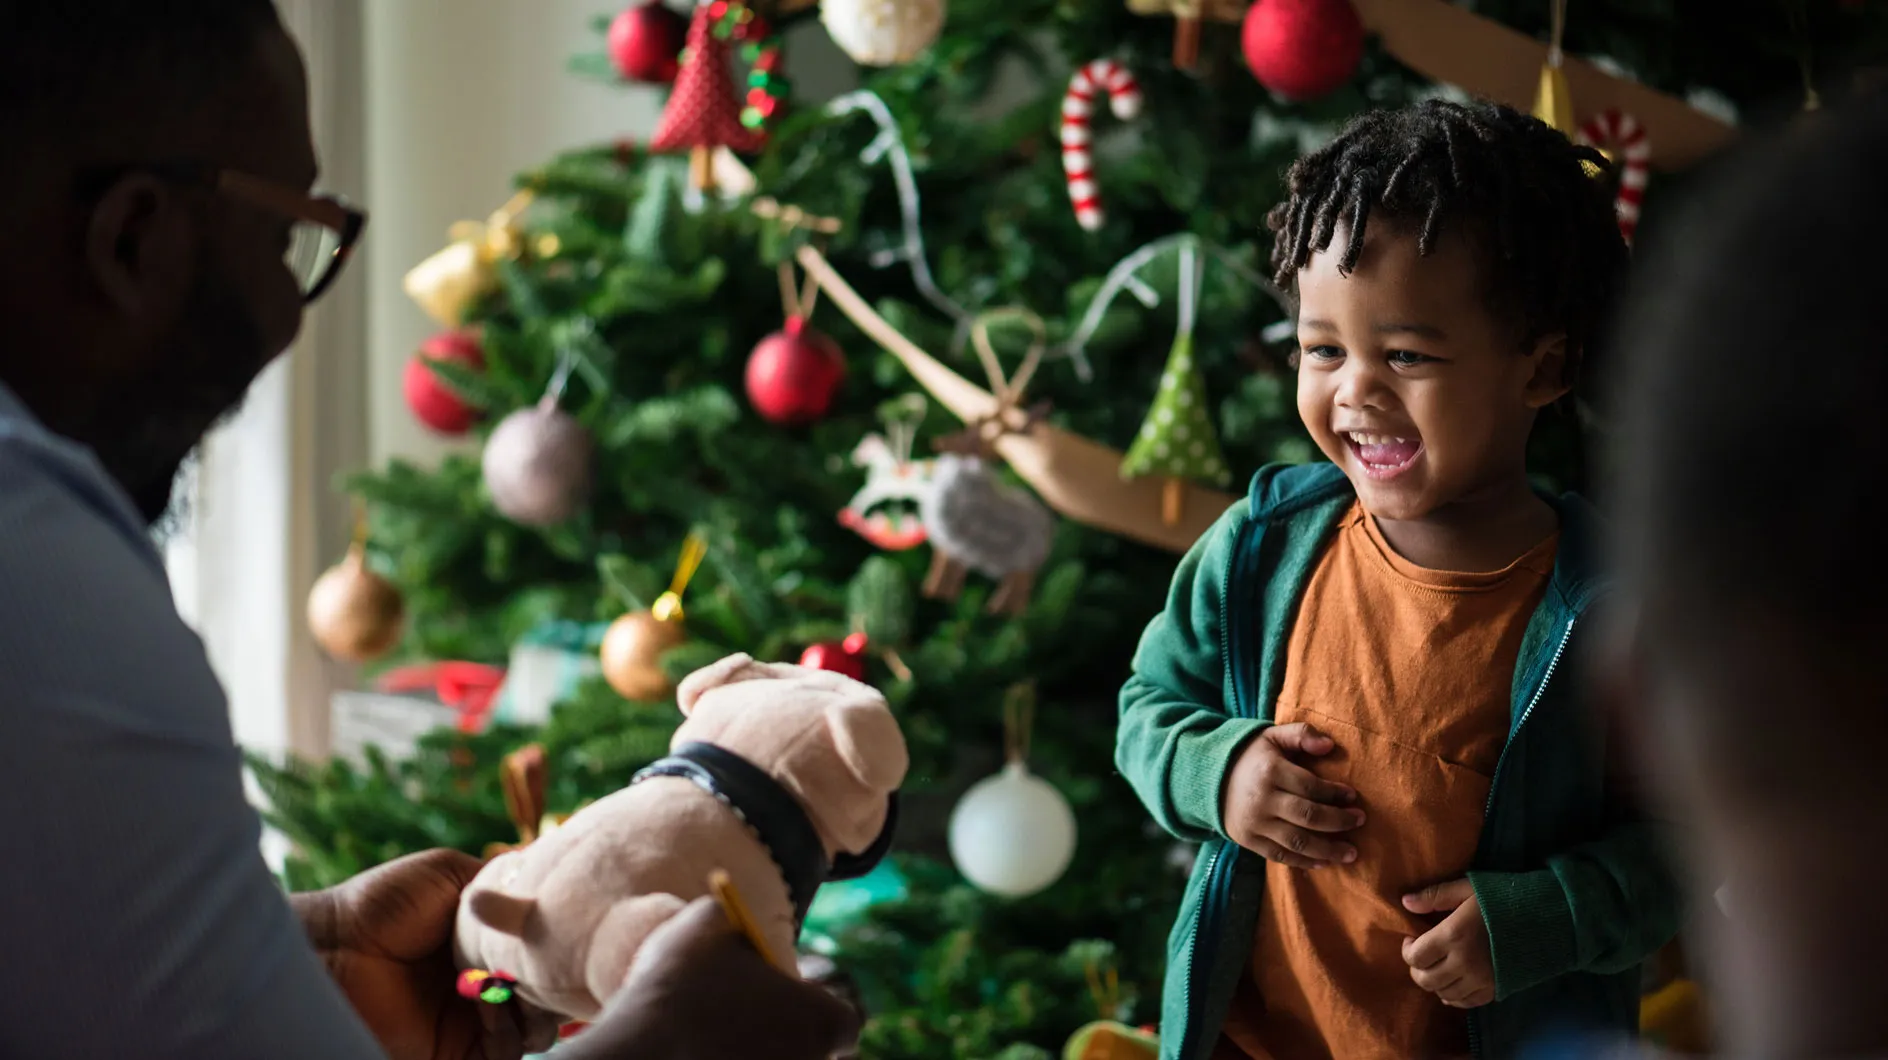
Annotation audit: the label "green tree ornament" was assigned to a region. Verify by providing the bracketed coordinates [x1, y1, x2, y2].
[1120, 330, 1232, 527]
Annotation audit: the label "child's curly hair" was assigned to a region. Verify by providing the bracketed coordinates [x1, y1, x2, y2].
[1265, 99, 1628, 387]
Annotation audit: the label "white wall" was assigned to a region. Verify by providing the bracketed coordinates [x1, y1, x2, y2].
[363, 0, 856, 468]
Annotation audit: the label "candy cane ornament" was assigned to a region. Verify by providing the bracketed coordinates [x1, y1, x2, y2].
[1061, 60, 1143, 232]
[1576, 109, 1651, 246]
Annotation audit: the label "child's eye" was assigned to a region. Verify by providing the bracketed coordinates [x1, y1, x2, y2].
[1386, 350, 1433, 367]
[1300, 345, 1343, 363]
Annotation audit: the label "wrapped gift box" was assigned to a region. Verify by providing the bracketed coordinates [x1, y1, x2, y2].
[329, 690, 461, 769]
[490, 620, 610, 727]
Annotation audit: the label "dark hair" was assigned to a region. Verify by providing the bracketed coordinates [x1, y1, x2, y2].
[1266, 99, 1628, 385]
[0, 0, 282, 150]
[1616, 96, 1888, 648]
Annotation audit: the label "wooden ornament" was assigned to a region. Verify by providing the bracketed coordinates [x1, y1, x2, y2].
[307, 545, 405, 664]
[600, 609, 688, 701]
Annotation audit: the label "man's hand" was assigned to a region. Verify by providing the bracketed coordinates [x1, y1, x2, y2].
[294, 849, 559, 1060]
[1401, 878, 1496, 1009]
[562, 897, 861, 1060]
[1221, 722, 1364, 867]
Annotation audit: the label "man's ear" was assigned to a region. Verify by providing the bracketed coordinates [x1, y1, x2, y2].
[85, 174, 191, 316]
[1523, 332, 1573, 409]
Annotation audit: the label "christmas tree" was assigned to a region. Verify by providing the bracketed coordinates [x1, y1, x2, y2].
[252, 0, 1884, 1056]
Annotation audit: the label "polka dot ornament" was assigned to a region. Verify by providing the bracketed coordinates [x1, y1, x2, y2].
[1120, 332, 1232, 487]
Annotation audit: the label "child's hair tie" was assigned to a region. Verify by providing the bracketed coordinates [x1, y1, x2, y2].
[456, 968, 519, 1005]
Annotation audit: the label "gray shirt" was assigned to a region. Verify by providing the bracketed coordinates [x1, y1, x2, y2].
[0, 382, 384, 1057]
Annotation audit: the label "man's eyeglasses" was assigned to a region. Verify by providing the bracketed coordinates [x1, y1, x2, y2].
[80, 163, 368, 304]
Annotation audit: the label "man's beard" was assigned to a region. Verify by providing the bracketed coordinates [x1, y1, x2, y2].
[94, 271, 269, 528]
[146, 448, 201, 548]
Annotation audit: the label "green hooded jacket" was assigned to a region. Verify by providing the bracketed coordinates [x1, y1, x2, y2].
[1116, 462, 1683, 1060]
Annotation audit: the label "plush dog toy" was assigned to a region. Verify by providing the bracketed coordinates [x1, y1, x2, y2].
[452, 653, 909, 1022]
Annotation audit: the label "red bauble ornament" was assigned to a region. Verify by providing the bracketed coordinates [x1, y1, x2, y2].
[1241, 0, 1365, 102]
[800, 632, 870, 682]
[405, 331, 486, 436]
[608, 1, 687, 83]
[746, 317, 846, 425]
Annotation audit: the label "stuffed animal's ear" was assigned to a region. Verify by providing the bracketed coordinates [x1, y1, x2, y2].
[675, 653, 754, 716]
[469, 889, 538, 938]
[826, 694, 909, 793]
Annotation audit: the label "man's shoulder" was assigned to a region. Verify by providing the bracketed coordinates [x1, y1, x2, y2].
[0, 394, 154, 558]
[0, 395, 223, 733]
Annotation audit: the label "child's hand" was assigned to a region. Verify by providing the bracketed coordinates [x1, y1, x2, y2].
[1401, 879, 1496, 1009]
[1221, 722, 1364, 868]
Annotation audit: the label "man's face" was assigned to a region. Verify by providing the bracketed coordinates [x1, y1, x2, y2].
[91, 29, 317, 524]
[1293, 222, 1566, 525]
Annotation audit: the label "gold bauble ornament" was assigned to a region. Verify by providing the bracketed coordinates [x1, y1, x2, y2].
[600, 608, 688, 701]
[307, 546, 405, 663]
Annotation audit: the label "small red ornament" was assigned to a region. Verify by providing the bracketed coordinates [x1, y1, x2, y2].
[404, 330, 485, 435]
[1241, 0, 1365, 102]
[800, 632, 870, 682]
[608, 1, 687, 83]
[745, 316, 846, 425]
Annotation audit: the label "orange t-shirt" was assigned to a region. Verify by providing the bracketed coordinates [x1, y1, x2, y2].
[1216, 503, 1558, 1060]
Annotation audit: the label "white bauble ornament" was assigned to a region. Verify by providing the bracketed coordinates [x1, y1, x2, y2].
[947, 760, 1077, 898]
[819, 0, 945, 66]
[482, 398, 594, 527]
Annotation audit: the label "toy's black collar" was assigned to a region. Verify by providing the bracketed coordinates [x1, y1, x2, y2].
[632, 742, 898, 925]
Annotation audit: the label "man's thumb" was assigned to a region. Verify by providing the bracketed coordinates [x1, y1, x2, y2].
[1402, 877, 1474, 914]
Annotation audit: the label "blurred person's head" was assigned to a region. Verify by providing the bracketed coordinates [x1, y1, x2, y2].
[1267, 99, 1626, 528]
[0, 0, 358, 526]
[1612, 95, 1888, 1056]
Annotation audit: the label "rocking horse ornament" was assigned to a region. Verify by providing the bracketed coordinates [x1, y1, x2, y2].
[838, 395, 936, 551]
[918, 311, 1057, 618]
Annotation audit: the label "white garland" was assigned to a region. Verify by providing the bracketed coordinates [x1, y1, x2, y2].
[826, 91, 981, 351]
[1051, 234, 1291, 380]
[828, 91, 1293, 383]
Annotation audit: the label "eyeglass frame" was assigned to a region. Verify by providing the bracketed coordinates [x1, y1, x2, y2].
[74, 161, 368, 305]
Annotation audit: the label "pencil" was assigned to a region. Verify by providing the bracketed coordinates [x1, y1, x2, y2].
[708, 869, 786, 972]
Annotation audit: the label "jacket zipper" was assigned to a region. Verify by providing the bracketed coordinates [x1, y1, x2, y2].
[1465, 616, 1577, 1060]
[1176, 517, 1259, 1060]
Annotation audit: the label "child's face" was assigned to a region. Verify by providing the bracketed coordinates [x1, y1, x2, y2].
[1294, 222, 1567, 523]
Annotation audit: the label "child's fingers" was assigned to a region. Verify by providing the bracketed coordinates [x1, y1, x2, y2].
[1262, 722, 1339, 758]
[1408, 955, 1461, 994]
[1402, 929, 1449, 970]
[1438, 982, 1494, 1008]
[1269, 791, 1365, 833]
[1248, 837, 1325, 869]
[1267, 756, 1358, 806]
[1258, 820, 1357, 864]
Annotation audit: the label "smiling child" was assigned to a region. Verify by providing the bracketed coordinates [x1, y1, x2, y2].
[1116, 100, 1684, 1060]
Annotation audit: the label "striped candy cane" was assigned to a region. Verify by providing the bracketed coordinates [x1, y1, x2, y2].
[1062, 59, 1143, 232]
[1576, 109, 1651, 246]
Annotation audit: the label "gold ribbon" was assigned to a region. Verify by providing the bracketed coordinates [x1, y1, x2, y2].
[1531, 0, 1575, 138]
[651, 532, 709, 623]
[448, 190, 543, 264]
